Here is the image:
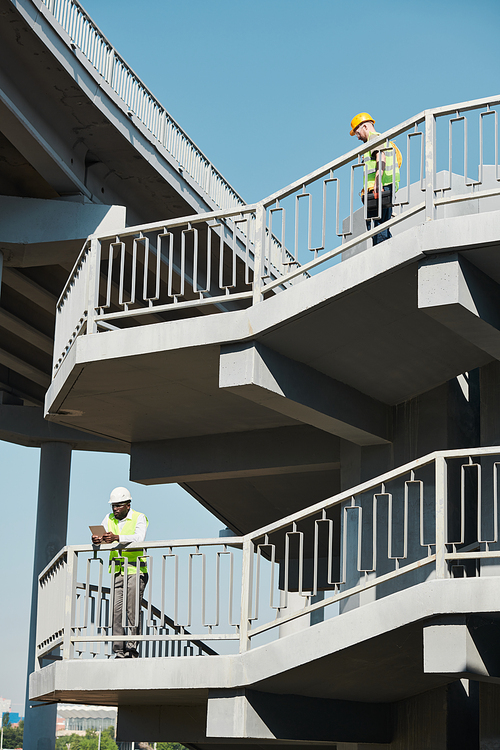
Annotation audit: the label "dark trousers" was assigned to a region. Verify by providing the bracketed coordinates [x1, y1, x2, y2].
[365, 185, 393, 245]
[112, 572, 148, 655]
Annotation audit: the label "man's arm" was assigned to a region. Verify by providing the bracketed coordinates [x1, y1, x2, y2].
[101, 513, 147, 545]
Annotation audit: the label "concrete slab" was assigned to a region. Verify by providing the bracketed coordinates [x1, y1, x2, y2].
[29, 577, 500, 706]
[46, 212, 500, 446]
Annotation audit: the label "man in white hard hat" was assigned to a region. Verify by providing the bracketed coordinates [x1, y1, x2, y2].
[92, 487, 149, 658]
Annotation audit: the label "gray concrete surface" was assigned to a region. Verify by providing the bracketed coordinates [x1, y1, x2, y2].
[46, 210, 500, 443]
[0, 197, 126, 268]
[424, 615, 500, 681]
[29, 577, 500, 706]
[219, 342, 391, 445]
[0, 403, 127, 450]
[130, 425, 340, 484]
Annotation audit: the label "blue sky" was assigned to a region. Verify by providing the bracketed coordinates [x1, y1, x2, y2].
[82, 0, 500, 203]
[2, 0, 500, 713]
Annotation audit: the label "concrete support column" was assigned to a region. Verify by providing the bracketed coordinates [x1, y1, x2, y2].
[24, 442, 72, 750]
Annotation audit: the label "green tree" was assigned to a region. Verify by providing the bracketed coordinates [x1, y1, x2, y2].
[55, 733, 83, 750]
[1, 718, 24, 749]
[55, 727, 117, 750]
[156, 744, 187, 750]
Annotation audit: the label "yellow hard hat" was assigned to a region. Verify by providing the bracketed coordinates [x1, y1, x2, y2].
[350, 112, 375, 136]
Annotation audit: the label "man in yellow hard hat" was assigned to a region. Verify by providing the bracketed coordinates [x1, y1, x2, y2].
[350, 112, 400, 244]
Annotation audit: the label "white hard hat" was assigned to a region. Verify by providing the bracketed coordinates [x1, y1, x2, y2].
[108, 486, 132, 504]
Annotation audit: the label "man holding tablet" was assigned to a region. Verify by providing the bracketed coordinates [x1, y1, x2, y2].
[91, 487, 148, 658]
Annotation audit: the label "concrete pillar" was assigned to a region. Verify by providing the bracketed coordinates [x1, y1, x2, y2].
[24, 442, 72, 750]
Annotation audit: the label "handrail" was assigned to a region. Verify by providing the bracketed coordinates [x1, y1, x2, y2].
[260, 112, 426, 207]
[50, 94, 500, 379]
[260, 94, 500, 208]
[40, 442, 500, 575]
[38, 0, 245, 211]
[248, 444, 500, 540]
[38, 537, 244, 579]
[36, 445, 500, 661]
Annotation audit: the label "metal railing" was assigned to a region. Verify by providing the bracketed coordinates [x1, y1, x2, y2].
[51, 95, 500, 376]
[52, 204, 293, 373]
[256, 94, 500, 290]
[36, 537, 244, 663]
[38, 0, 245, 211]
[36, 446, 500, 663]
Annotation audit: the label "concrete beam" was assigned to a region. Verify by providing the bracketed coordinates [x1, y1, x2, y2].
[2, 267, 57, 312]
[0, 377, 43, 407]
[0, 81, 87, 198]
[0, 404, 128, 452]
[206, 689, 392, 743]
[0, 308, 52, 353]
[130, 426, 340, 484]
[418, 253, 500, 360]
[116, 692, 392, 744]
[219, 342, 391, 446]
[0, 197, 126, 267]
[0, 347, 50, 388]
[424, 615, 500, 682]
[117, 704, 208, 743]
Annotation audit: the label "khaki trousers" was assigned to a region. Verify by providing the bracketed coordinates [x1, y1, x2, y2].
[112, 572, 148, 655]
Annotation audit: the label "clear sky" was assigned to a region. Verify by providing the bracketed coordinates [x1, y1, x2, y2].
[1, 0, 500, 713]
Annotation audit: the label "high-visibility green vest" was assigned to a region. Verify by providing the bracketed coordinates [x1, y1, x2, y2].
[108, 509, 149, 574]
[363, 132, 400, 192]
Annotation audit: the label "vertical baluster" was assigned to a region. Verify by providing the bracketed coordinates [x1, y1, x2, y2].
[252, 205, 266, 305]
[425, 111, 436, 221]
[435, 456, 448, 578]
[239, 537, 253, 653]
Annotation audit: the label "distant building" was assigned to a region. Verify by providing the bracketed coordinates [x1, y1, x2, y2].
[0, 699, 22, 726]
[56, 704, 117, 736]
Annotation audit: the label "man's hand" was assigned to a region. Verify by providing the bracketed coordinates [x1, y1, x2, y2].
[102, 532, 120, 543]
[92, 535, 102, 545]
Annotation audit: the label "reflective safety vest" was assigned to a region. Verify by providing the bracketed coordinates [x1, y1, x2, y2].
[107, 509, 149, 574]
[363, 132, 401, 192]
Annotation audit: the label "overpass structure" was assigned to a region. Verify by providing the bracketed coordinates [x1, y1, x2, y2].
[2, 1, 500, 749]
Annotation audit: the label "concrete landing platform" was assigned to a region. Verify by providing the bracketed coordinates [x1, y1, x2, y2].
[30, 577, 500, 707]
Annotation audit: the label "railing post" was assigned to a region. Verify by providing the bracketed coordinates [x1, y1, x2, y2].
[252, 204, 266, 305]
[86, 237, 101, 334]
[62, 549, 78, 660]
[105, 48, 116, 87]
[239, 537, 253, 653]
[425, 111, 436, 221]
[435, 455, 448, 579]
